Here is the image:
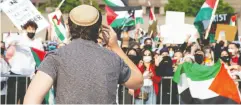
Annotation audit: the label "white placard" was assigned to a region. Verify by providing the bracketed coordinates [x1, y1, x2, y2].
[0, 0, 49, 33]
[160, 24, 198, 44]
[165, 11, 185, 25]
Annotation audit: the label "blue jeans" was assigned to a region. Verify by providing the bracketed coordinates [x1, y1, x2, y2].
[135, 86, 156, 104]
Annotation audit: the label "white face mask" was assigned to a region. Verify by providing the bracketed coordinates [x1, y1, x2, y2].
[228, 49, 234, 53]
[143, 56, 152, 63]
[228, 49, 235, 55]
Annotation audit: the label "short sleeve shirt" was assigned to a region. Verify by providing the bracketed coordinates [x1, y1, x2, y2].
[38, 38, 131, 104]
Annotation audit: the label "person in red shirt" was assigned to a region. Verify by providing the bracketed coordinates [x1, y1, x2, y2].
[133, 49, 161, 104]
[228, 43, 241, 66]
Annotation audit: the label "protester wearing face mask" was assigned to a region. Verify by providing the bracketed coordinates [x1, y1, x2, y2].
[228, 43, 241, 65]
[220, 50, 231, 66]
[220, 49, 241, 87]
[155, 47, 178, 104]
[5, 21, 43, 104]
[134, 49, 161, 104]
[120, 48, 140, 104]
[155, 47, 173, 76]
[194, 49, 205, 65]
[169, 47, 175, 58]
[143, 38, 153, 51]
[127, 49, 140, 65]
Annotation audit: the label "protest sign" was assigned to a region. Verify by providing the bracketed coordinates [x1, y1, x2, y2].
[0, 0, 49, 33]
[215, 24, 237, 42]
[160, 24, 198, 44]
[210, 14, 235, 34]
[165, 11, 185, 25]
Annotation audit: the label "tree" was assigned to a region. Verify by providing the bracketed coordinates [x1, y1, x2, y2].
[38, 0, 102, 13]
[164, 0, 235, 17]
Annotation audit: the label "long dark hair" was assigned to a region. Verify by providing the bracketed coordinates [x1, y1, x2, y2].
[141, 49, 154, 64]
[221, 49, 232, 66]
[126, 48, 141, 65]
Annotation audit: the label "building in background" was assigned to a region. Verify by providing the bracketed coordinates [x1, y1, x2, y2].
[1, 0, 241, 41]
[96, 0, 240, 15]
[30, 0, 241, 15]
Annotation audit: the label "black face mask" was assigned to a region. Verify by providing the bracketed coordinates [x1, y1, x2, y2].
[128, 55, 139, 65]
[27, 32, 35, 39]
[144, 45, 152, 50]
[1, 48, 5, 55]
[195, 54, 204, 64]
[161, 56, 173, 66]
[221, 56, 230, 63]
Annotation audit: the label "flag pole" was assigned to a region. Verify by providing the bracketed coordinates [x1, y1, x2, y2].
[57, 0, 65, 9]
[204, 0, 220, 39]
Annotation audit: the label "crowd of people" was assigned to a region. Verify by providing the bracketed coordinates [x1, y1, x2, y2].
[116, 26, 241, 104]
[1, 4, 241, 104]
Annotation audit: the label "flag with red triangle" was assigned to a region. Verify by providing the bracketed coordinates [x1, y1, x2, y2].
[106, 6, 118, 25]
[194, 0, 218, 37]
[30, 47, 46, 67]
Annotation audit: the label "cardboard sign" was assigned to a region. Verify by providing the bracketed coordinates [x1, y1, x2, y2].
[160, 24, 198, 44]
[210, 14, 235, 34]
[165, 11, 185, 25]
[215, 24, 237, 41]
[0, 0, 49, 33]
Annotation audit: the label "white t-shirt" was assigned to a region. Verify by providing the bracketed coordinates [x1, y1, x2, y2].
[143, 70, 153, 86]
[5, 33, 44, 75]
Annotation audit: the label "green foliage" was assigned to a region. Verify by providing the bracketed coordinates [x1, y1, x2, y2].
[38, 0, 102, 13]
[164, 0, 235, 17]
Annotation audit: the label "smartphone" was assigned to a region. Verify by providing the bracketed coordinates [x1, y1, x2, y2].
[100, 25, 110, 45]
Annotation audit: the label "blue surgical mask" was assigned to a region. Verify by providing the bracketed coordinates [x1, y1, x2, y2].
[169, 51, 174, 57]
[48, 45, 56, 51]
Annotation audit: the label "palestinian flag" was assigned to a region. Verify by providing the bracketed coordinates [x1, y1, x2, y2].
[194, 0, 218, 37]
[230, 15, 237, 26]
[173, 60, 241, 104]
[106, 6, 144, 28]
[30, 47, 46, 67]
[103, 0, 127, 7]
[45, 86, 55, 104]
[31, 47, 55, 104]
[48, 10, 68, 43]
[106, 6, 118, 25]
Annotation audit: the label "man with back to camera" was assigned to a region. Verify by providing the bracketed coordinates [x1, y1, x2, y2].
[24, 5, 143, 104]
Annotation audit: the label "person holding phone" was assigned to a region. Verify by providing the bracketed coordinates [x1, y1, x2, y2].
[24, 5, 143, 104]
